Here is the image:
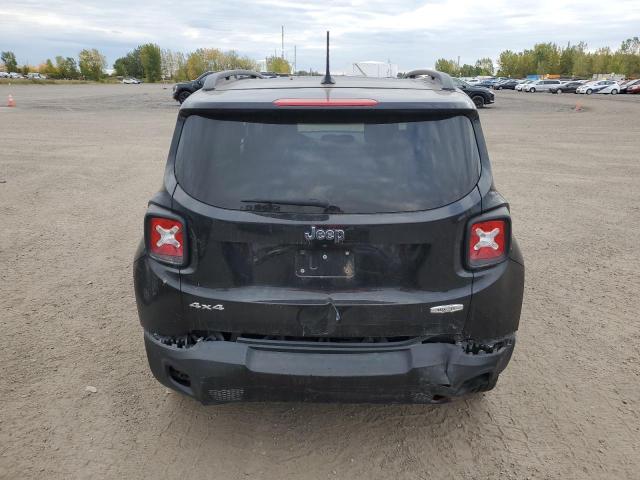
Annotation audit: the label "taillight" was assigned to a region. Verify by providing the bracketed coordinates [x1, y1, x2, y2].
[468, 219, 509, 268]
[147, 216, 185, 266]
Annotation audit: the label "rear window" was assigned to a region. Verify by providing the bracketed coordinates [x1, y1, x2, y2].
[175, 114, 481, 214]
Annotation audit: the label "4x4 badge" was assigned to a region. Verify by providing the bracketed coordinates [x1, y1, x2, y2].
[430, 304, 464, 314]
[304, 226, 345, 243]
[189, 302, 224, 311]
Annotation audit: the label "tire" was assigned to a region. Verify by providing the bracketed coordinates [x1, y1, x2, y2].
[177, 91, 191, 104]
[556, 89, 562, 94]
[496, 86, 502, 90]
[472, 95, 485, 108]
[610, 89, 618, 95]
[529, 87, 536, 93]
[586, 89, 593, 95]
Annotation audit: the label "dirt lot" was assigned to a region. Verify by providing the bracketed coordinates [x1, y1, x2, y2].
[1, 84, 639, 479]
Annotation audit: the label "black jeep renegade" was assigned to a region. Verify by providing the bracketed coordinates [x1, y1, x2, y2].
[134, 68, 525, 404]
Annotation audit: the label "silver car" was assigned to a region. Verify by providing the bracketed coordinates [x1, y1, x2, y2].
[524, 79, 562, 92]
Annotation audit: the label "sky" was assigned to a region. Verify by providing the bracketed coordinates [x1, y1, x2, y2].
[1, 0, 639, 72]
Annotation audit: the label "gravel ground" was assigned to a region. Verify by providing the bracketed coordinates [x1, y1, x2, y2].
[1, 84, 639, 479]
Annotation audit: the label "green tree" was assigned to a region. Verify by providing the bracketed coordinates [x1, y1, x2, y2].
[41, 59, 58, 78]
[1, 51, 18, 72]
[475, 57, 494, 76]
[459, 64, 479, 77]
[572, 42, 592, 78]
[185, 48, 258, 78]
[139, 43, 162, 82]
[55, 56, 79, 79]
[434, 58, 459, 75]
[618, 37, 640, 77]
[592, 47, 614, 74]
[532, 43, 561, 75]
[0, 52, 18, 72]
[113, 47, 143, 78]
[266, 55, 291, 74]
[79, 48, 106, 80]
[497, 50, 519, 77]
[559, 44, 576, 76]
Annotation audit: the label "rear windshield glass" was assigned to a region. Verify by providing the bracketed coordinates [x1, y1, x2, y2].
[175, 115, 480, 213]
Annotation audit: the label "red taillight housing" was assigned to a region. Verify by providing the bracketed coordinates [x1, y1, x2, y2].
[147, 216, 185, 266]
[467, 219, 509, 268]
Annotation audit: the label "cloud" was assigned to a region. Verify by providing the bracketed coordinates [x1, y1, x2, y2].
[1, 0, 639, 70]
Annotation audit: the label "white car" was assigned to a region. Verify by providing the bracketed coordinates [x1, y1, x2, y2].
[515, 80, 533, 91]
[576, 80, 620, 95]
[0, 72, 9, 78]
[8, 72, 23, 79]
[524, 79, 562, 92]
[122, 77, 142, 84]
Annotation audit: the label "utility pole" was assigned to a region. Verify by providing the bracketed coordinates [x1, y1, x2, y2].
[294, 45, 297, 74]
[281, 26, 284, 59]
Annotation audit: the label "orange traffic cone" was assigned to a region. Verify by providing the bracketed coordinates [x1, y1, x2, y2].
[7, 94, 15, 107]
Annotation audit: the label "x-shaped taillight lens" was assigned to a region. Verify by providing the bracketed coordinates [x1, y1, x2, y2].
[468, 219, 508, 267]
[148, 217, 185, 265]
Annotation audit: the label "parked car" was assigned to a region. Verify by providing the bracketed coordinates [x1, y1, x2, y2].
[515, 80, 532, 91]
[172, 71, 213, 103]
[476, 79, 497, 89]
[549, 81, 584, 94]
[122, 77, 142, 84]
[620, 79, 640, 94]
[172, 71, 221, 103]
[494, 79, 519, 90]
[576, 80, 620, 95]
[627, 82, 640, 94]
[452, 78, 495, 108]
[0, 72, 9, 78]
[134, 68, 524, 404]
[27, 73, 46, 80]
[524, 79, 562, 92]
[8, 72, 23, 79]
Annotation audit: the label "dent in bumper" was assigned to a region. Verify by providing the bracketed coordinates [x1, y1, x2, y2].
[144, 331, 515, 404]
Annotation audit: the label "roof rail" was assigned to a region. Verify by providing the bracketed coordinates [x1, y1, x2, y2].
[202, 70, 265, 91]
[404, 69, 456, 91]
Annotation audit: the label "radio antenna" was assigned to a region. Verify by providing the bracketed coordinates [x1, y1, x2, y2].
[321, 31, 335, 85]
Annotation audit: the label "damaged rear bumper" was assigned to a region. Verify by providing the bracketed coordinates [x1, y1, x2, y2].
[144, 331, 515, 404]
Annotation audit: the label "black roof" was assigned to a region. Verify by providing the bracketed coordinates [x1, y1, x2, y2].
[182, 75, 476, 111]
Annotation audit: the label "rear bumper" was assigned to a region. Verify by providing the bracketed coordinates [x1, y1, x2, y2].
[144, 331, 515, 404]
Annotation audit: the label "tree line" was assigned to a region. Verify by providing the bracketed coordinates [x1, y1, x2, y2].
[1, 45, 293, 82]
[116, 46, 293, 81]
[435, 37, 640, 78]
[1, 49, 106, 80]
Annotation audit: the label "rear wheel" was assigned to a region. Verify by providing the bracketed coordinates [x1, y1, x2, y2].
[177, 91, 191, 104]
[472, 95, 485, 108]
[529, 87, 536, 93]
[610, 89, 618, 95]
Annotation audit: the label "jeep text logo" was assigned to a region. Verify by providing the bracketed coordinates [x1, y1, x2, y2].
[304, 226, 345, 243]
